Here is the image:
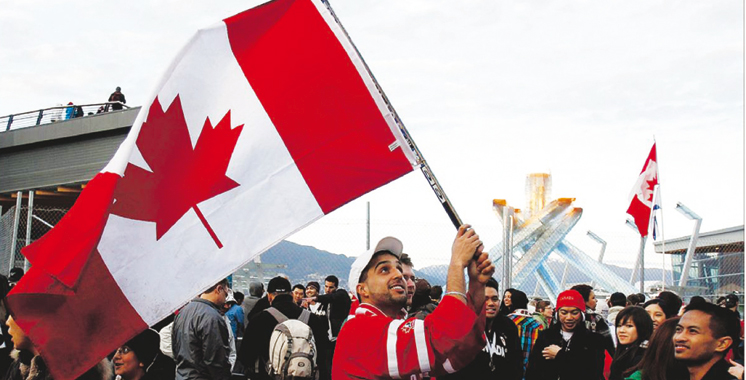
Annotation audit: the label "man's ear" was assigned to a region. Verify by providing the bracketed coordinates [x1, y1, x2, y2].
[714, 336, 734, 354]
[356, 283, 368, 300]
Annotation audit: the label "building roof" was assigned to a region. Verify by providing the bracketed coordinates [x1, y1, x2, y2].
[653, 225, 744, 254]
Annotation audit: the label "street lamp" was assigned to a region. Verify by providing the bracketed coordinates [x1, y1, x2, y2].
[625, 219, 646, 292]
[675, 202, 702, 288]
[494, 200, 515, 290]
[587, 230, 607, 263]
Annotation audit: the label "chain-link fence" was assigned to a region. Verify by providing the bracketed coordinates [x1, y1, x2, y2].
[0, 208, 15, 276]
[1, 202, 741, 316]
[228, 218, 743, 318]
[0, 204, 68, 276]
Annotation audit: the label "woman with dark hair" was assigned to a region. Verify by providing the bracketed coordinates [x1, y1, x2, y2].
[643, 299, 670, 330]
[624, 317, 688, 380]
[655, 291, 682, 317]
[498, 288, 517, 316]
[609, 307, 653, 380]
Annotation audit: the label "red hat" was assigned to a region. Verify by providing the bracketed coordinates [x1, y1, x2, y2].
[556, 289, 586, 311]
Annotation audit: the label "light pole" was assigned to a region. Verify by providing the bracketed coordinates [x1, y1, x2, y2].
[587, 230, 607, 263]
[500, 202, 515, 290]
[585, 230, 607, 290]
[675, 202, 702, 288]
[626, 219, 646, 293]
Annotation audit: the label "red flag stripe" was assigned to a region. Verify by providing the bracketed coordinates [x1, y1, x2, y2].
[224, 0, 414, 213]
[7, 173, 147, 380]
[21, 172, 121, 288]
[627, 196, 652, 237]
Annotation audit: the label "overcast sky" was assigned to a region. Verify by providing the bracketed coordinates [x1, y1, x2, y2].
[1, 1, 743, 273]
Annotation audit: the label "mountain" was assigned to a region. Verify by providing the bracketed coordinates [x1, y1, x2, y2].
[258, 240, 356, 289]
[239, 241, 660, 298]
[417, 260, 674, 295]
[240, 240, 435, 290]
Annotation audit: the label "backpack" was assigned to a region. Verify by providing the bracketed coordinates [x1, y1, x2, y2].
[265, 307, 317, 380]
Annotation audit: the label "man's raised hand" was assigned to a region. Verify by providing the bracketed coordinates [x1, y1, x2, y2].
[451, 224, 482, 269]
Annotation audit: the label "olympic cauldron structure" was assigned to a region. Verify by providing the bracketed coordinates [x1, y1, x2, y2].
[489, 173, 636, 300]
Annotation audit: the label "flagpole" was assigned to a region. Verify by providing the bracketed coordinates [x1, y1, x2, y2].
[650, 185, 662, 290]
[636, 183, 659, 295]
[659, 190, 667, 290]
[321, 2, 463, 229]
[651, 136, 664, 291]
[653, 140, 673, 290]
[639, 235, 647, 293]
[639, 141, 659, 294]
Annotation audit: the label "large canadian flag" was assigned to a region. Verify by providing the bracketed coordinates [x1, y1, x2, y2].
[626, 143, 658, 237]
[6, 0, 419, 378]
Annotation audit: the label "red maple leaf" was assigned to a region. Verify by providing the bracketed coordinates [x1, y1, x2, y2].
[645, 178, 657, 202]
[111, 95, 244, 248]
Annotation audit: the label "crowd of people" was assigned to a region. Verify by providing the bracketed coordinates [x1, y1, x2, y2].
[0, 225, 743, 380]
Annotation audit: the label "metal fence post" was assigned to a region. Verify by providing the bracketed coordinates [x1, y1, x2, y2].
[6, 114, 13, 131]
[502, 206, 514, 290]
[24, 191, 34, 271]
[36, 110, 44, 125]
[9, 193, 22, 274]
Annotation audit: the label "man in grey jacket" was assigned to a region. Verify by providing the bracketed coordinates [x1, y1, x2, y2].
[173, 278, 232, 380]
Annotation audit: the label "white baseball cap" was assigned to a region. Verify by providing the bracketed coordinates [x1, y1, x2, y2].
[348, 237, 403, 289]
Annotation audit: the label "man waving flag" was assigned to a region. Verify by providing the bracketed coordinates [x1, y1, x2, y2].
[6, 0, 420, 378]
[626, 143, 658, 237]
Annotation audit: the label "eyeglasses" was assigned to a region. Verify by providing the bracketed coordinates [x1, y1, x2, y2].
[115, 346, 132, 356]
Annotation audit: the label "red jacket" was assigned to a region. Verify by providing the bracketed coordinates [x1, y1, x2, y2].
[332, 296, 486, 380]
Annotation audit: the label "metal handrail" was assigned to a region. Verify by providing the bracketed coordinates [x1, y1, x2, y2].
[1, 102, 131, 132]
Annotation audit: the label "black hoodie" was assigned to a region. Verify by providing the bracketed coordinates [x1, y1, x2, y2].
[442, 315, 523, 380]
[525, 322, 606, 380]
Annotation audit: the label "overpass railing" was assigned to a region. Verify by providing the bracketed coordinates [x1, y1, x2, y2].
[1, 102, 130, 132]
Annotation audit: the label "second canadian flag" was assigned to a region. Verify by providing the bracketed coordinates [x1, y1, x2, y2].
[626, 143, 658, 237]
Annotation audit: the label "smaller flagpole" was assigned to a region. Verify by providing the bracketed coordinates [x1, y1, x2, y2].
[638, 183, 658, 294]
[322, 1, 462, 228]
[652, 136, 667, 290]
[658, 190, 665, 290]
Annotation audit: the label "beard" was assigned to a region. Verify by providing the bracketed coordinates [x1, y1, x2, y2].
[372, 290, 407, 310]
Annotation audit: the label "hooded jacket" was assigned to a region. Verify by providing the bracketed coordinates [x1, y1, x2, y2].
[441, 314, 523, 380]
[606, 306, 625, 327]
[525, 322, 606, 380]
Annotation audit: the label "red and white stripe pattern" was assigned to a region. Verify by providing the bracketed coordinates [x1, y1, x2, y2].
[7, 1, 417, 379]
[337, 300, 481, 379]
